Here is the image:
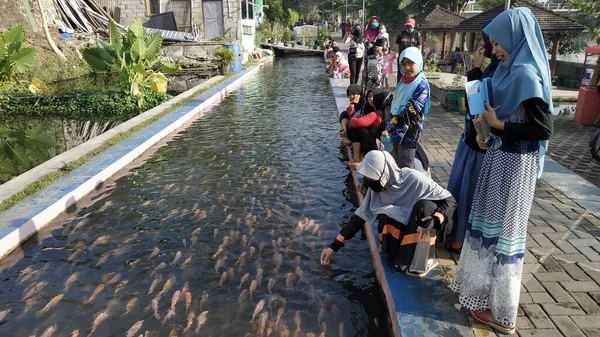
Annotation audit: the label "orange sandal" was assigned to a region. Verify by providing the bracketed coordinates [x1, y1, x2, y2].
[471, 310, 516, 335]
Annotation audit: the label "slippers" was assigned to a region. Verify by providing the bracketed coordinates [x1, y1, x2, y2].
[405, 259, 439, 278]
[470, 310, 516, 335]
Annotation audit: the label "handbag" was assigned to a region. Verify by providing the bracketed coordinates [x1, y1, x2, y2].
[409, 219, 434, 274]
[473, 114, 491, 142]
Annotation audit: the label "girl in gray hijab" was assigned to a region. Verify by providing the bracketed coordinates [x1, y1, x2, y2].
[320, 151, 456, 277]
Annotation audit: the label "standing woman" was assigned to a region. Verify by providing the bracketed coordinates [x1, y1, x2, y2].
[363, 16, 379, 43]
[446, 19, 500, 251]
[451, 8, 554, 335]
[347, 25, 365, 85]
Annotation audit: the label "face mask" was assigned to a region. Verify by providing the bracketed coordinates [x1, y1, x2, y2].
[365, 179, 384, 193]
[372, 22, 379, 29]
[406, 25, 413, 31]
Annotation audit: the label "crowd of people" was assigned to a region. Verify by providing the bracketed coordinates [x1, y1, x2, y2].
[321, 8, 556, 335]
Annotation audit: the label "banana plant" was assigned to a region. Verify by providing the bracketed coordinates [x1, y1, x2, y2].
[0, 25, 37, 82]
[82, 18, 180, 105]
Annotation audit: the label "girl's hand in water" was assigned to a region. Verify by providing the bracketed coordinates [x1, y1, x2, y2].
[483, 100, 503, 130]
[320, 248, 334, 265]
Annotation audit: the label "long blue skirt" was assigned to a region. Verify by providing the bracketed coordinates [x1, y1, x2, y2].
[446, 136, 485, 248]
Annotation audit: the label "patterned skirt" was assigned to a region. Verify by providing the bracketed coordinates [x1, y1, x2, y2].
[450, 147, 538, 326]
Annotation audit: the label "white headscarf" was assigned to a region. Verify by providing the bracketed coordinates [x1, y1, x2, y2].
[355, 151, 452, 224]
[335, 52, 349, 66]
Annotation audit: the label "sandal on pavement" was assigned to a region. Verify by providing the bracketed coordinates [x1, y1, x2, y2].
[405, 259, 439, 278]
[471, 310, 516, 335]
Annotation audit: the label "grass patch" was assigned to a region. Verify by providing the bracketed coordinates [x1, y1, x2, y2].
[0, 73, 235, 214]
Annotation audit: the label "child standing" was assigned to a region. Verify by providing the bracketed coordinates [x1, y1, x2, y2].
[363, 46, 383, 90]
[387, 47, 430, 169]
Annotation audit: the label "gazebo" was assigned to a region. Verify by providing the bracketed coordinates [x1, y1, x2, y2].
[451, 0, 585, 75]
[414, 5, 466, 58]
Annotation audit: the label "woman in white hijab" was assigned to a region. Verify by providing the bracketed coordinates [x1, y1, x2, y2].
[320, 151, 456, 277]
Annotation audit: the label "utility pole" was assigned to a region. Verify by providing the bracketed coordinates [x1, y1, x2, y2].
[345, 0, 347, 21]
[505, 0, 510, 10]
[362, 0, 365, 29]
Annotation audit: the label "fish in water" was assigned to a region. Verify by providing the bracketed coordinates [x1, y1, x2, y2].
[182, 238, 187, 250]
[267, 278, 275, 294]
[222, 235, 231, 247]
[191, 227, 202, 236]
[170, 251, 182, 266]
[85, 284, 105, 305]
[273, 252, 283, 272]
[89, 235, 109, 250]
[163, 290, 181, 323]
[249, 246, 256, 257]
[259, 242, 265, 254]
[234, 251, 247, 268]
[338, 322, 344, 337]
[249, 279, 258, 298]
[219, 272, 227, 286]
[23, 281, 48, 300]
[148, 275, 162, 295]
[295, 256, 301, 267]
[126, 320, 144, 337]
[89, 310, 109, 337]
[151, 262, 167, 276]
[317, 307, 325, 324]
[0, 309, 9, 321]
[185, 291, 192, 313]
[310, 242, 316, 252]
[238, 290, 249, 305]
[258, 312, 269, 336]
[212, 245, 225, 258]
[214, 229, 219, 238]
[195, 311, 209, 334]
[181, 281, 189, 295]
[123, 298, 138, 316]
[241, 235, 248, 248]
[71, 329, 79, 337]
[239, 273, 250, 289]
[40, 324, 57, 337]
[181, 255, 192, 268]
[158, 276, 176, 297]
[36, 294, 64, 316]
[227, 267, 235, 280]
[64, 273, 79, 292]
[215, 256, 227, 274]
[295, 266, 304, 282]
[306, 334, 316, 337]
[151, 299, 160, 320]
[285, 273, 294, 290]
[183, 312, 195, 334]
[294, 311, 302, 334]
[251, 299, 265, 322]
[95, 252, 111, 268]
[275, 307, 284, 325]
[256, 267, 264, 285]
[106, 274, 122, 286]
[199, 292, 209, 309]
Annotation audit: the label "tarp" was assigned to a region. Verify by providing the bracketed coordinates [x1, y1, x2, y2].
[586, 45, 600, 55]
[293, 25, 318, 38]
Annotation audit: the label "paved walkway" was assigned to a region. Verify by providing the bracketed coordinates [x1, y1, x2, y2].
[424, 104, 600, 337]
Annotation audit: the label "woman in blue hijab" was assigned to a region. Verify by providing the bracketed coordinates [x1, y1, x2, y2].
[387, 46, 430, 169]
[446, 19, 500, 251]
[451, 8, 554, 335]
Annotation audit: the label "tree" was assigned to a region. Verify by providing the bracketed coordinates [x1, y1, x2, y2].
[409, 0, 470, 14]
[264, 0, 285, 23]
[565, 0, 600, 43]
[477, 0, 503, 11]
[543, 32, 587, 55]
[286, 8, 300, 26]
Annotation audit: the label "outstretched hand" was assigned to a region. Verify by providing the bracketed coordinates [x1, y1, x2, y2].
[320, 248, 334, 265]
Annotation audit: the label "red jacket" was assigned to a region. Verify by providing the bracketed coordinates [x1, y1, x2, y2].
[349, 111, 382, 128]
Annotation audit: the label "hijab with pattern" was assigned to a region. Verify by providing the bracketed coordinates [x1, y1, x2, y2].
[355, 151, 451, 225]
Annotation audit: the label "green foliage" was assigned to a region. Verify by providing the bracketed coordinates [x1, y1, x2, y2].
[317, 28, 331, 46]
[452, 63, 465, 87]
[476, 0, 503, 11]
[544, 32, 588, 55]
[282, 30, 292, 42]
[214, 46, 235, 66]
[82, 18, 181, 106]
[0, 89, 171, 124]
[264, 0, 285, 23]
[0, 123, 54, 183]
[565, 0, 600, 43]
[211, 35, 234, 42]
[286, 8, 300, 26]
[0, 25, 37, 82]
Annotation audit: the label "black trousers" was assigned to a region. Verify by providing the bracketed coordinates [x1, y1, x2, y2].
[347, 127, 379, 154]
[349, 58, 362, 85]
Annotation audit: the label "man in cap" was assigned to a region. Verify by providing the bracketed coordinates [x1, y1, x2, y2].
[395, 18, 422, 84]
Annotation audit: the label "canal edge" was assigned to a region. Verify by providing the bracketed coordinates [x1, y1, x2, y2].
[0, 56, 274, 259]
[327, 78, 403, 337]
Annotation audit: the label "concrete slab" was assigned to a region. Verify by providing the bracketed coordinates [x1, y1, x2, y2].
[0, 57, 273, 259]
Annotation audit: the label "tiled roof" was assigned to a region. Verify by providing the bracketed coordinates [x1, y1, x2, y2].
[416, 6, 466, 31]
[453, 0, 585, 32]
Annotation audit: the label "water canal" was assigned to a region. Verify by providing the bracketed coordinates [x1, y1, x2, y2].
[0, 58, 391, 337]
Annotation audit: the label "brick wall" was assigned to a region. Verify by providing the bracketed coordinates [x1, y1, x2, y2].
[119, 0, 148, 27]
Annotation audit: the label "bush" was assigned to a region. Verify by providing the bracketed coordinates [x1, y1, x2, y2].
[282, 30, 292, 42]
[0, 89, 171, 124]
[214, 46, 235, 66]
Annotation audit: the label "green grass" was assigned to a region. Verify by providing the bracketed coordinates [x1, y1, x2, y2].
[0, 75, 232, 214]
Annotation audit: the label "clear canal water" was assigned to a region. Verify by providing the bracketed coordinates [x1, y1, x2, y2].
[0, 58, 390, 337]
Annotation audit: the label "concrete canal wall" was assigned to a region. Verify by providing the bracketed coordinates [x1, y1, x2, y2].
[0, 57, 273, 259]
